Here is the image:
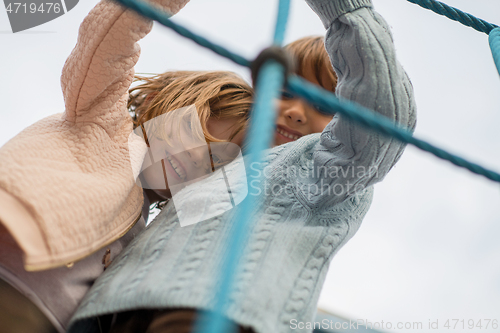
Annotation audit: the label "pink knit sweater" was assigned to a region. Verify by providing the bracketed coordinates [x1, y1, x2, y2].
[0, 0, 189, 271]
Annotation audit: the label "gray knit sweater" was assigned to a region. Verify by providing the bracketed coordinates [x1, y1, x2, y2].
[68, 0, 416, 332]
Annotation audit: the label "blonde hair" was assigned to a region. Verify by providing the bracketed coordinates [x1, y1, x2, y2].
[128, 71, 253, 143]
[285, 36, 338, 92]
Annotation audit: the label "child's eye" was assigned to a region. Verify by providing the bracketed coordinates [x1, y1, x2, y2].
[281, 91, 295, 100]
[312, 103, 335, 116]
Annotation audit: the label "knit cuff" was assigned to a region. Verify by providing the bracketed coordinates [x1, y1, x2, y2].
[305, 0, 373, 29]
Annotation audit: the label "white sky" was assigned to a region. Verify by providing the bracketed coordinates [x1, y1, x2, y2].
[1, 1, 500, 332]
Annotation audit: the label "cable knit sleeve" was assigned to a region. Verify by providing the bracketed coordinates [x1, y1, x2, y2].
[61, 0, 188, 137]
[304, 0, 417, 206]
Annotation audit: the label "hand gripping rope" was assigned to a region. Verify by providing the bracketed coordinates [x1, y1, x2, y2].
[109, 0, 500, 332]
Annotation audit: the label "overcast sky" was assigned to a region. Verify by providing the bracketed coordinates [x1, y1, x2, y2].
[1, 0, 500, 332]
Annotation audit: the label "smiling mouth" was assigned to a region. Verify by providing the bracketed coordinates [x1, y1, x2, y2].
[276, 126, 301, 141]
[165, 154, 187, 181]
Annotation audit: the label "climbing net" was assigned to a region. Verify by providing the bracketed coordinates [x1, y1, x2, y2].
[112, 0, 500, 332]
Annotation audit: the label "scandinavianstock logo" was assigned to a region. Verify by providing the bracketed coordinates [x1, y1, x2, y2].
[128, 105, 248, 228]
[3, 0, 79, 33]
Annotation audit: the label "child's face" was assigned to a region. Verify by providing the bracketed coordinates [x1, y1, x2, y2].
[273, 64, 335, 146]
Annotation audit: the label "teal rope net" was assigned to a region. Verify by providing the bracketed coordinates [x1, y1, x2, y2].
[115, 0, 251, 67]
[109, 0, 500, 331]
[196, 2, 291, 331]
[489, 28, 500, 77]
[273, 0, 291, 45]
[198, 0, 290, 333]
[407, 0, 498, 34]
[407, 0, 500, 78]
[115, 0, 500, 183]
[196, 61, 287, 333]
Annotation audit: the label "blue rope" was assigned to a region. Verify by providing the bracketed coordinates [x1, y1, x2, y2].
[198, 61, 286, 333]
[113, 0, 251, 67]
[273, 0, 291, 45]
[287, 76, 500, 183]
[113, 0, 500, 192]
[406, 0, 498, 34]
[489, 28, 500, 77]
[107, 1, 500, 332]
[197, 1, 290, 330]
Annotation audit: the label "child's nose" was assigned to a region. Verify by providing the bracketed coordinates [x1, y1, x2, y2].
[282, 100, 308, 124]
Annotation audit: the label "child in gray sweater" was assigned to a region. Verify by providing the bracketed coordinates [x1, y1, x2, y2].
[67, 0, 416, 332]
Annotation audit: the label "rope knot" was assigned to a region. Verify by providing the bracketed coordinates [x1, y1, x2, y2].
[250, 46, 294, 87]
